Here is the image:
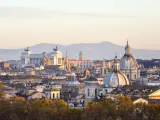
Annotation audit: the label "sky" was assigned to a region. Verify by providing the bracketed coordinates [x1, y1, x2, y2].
[0, 0, 160, 49]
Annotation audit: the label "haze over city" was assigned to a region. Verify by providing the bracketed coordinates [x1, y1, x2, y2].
[0, 0, 160, 49]
[1, 1, 160, 119]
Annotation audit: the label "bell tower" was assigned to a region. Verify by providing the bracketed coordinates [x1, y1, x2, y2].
[79, 51, 83, 61]
[113, 55, 120, 72]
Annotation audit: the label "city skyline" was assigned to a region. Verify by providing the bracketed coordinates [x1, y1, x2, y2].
[0, 0, 160, 49]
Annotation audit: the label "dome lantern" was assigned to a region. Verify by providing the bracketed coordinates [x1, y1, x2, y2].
[113, 55, 120, 72]
[125, 40, 131, 55]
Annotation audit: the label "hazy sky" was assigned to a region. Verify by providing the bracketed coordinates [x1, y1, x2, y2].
[0, 0, 160, 49]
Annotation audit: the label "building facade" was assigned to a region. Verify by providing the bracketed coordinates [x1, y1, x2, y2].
[70, 59, 94, 69]
[21, 47, 62, 68]
[0, 62, 10, 70]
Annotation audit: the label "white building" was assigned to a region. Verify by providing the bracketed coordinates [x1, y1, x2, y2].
[21, 47, 62, 68]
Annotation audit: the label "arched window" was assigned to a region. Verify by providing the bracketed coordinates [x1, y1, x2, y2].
[127, 74, 130, 79]
[56, 93, 59, 99]
[95, 89, 98, 97]
[53, 93, 55, 99]
[88, 89, 90, 97]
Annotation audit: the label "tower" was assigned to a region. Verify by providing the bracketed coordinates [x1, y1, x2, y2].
[79, 51, 83, 61]
[113, 55, 120, 71]
[101, 59, 106, 76]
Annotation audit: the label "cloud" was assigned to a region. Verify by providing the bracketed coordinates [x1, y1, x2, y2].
[0, 7, 134, 19]
[60, 12, 134, 18]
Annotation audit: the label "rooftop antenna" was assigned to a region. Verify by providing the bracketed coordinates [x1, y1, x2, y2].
[66, 46, 70, 58]
[66, 50, 68, 58]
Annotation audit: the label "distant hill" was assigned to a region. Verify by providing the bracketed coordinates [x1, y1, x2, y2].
[0, 41, 160, 61]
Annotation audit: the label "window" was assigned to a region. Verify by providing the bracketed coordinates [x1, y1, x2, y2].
[58, 58, 61, 64]
[88, 89, 90, 97]
[127, 74, 129, 79]
[21, 58, 25, 64]
[50, 58, 53, 64]
[134, 74, 137, 79]
[95, 89, 98, 97]
[56, 93, 59, 99]
[53, 93, 55, 99]
[30, 59, 32, 64]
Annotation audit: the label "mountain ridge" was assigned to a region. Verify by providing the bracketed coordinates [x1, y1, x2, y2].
[0, 41, 159, 61]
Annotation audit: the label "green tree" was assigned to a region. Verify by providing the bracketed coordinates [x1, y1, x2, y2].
[117, 96, 134, 120]
[132, 103, 148, 120]
[83, 98, 117, 120]
[0, 82, 4, 100]
[146, 104, 160, 120]
[68, 108, 83, 120]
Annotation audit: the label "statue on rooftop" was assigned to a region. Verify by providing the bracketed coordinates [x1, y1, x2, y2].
[53, 46, 58, 51]
[24, 47, 30, 52]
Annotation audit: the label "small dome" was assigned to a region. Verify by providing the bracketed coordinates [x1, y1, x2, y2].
[63, 72, 80, 87]
[104, 55, 130, 87]
[63, 80, 80, 87]
[104, 71, 129, 87]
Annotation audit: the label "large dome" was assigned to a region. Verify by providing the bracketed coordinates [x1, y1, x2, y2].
[120, 41, 139, 70]
[104, 71, 130, 87]
[104, 56, 130, 87]
[120, 55, 139, 69]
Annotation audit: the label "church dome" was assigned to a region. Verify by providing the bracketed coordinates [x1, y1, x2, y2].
[104, 56, 130, 87]
[63, 80, 80, 87]
[63, 72, 80, 87]
[120, 41, 139, 70]
[120, 55, 139, 69]
[104, 71, 130, 87]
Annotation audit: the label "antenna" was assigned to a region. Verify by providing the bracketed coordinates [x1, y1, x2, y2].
[66, 46, 69, 58]
[66, 50, 68, 58]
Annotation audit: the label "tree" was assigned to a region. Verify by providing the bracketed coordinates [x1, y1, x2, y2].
[0, 82, 4, 100]
[132, 103, 148, 120]
[117, 96, 134, 120]
[0, 99, 28, 120]
[83, 98, 117, 120]
[68, 108, 83, 120]
[9, 97, 25, 102]
[146, 104, 160, 120]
